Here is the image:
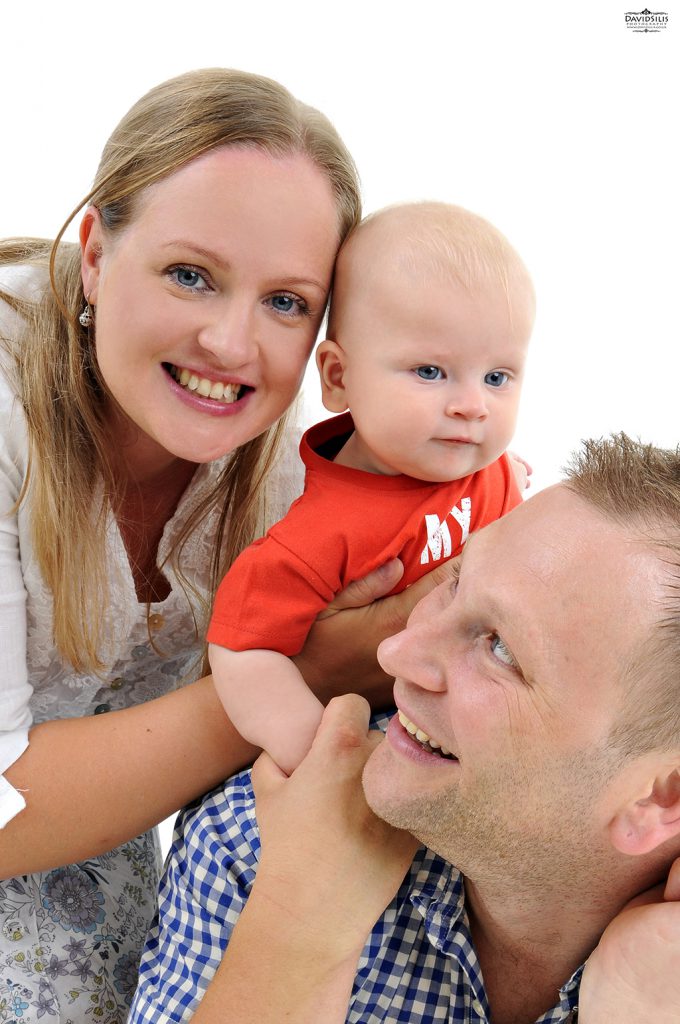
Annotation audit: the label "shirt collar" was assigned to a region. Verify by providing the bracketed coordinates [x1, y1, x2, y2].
[406, 846, 584, 1015]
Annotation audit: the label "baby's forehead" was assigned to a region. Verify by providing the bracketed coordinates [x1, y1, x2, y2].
[336, 202, 532, 297]
[327, 204, 535, 349]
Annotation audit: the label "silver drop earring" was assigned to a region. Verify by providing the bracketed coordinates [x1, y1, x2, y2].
[79, 303, 94, 328]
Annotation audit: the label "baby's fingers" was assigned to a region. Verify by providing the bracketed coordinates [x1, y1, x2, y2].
[251, 750, 288, 800]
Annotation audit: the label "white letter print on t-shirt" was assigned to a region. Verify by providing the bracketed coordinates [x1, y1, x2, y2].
[419, 497, 471, 565]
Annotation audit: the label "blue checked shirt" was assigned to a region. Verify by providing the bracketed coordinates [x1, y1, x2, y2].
[130, 727, 582, 1023]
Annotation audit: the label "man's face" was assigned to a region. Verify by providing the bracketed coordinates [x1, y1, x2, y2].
[363, 485, 663, 887]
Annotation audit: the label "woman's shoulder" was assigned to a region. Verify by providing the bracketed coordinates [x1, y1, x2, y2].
[0, 266, 38, 457]
[0, 263, 48, 335]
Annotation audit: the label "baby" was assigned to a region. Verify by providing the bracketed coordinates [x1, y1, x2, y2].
[208, 202, 536, 773]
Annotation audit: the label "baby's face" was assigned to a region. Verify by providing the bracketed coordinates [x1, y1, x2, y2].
[329, 265, 532, 482]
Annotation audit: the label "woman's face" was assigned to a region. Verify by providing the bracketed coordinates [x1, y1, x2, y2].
[81, 146, 340, 471]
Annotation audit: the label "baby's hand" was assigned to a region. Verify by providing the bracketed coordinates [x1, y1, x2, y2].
[508, 450, 533, 491]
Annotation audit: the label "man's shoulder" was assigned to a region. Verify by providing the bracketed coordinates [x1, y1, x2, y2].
[176, 766, 260, 872]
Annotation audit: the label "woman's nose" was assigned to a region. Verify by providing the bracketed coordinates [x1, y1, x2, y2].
[197, 301, 258, 367]
[445, 381, 488, 421]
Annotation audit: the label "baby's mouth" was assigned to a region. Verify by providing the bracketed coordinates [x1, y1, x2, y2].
[165, 363, 250, 403]
[397, 710, 457, 760]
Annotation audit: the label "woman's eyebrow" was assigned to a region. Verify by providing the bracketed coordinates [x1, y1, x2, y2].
[162, 240, 231, 269]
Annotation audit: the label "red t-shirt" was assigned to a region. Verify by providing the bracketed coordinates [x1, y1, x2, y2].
[207, 413, 521, 656]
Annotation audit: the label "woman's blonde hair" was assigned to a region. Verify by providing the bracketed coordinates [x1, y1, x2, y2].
[0, 68, 361, 671]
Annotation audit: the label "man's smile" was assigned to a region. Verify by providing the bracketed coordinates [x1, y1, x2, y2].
[395, 709, 458, 760]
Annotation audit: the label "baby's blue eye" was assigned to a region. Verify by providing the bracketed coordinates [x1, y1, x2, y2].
[415, 365, 444, 381]
[271, 295, 295, 313]
[485, 370, 509, 388]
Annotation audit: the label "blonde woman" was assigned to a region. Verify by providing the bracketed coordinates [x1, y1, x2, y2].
[0, 69, 414, 1023]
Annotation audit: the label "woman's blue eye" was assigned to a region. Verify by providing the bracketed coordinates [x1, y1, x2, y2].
[415, 365, 444, 381]
[172, 267, 207, 290]
[485, 370, 509, 388]
[490, 634, 515, 667]
[269, 293, 308, 317]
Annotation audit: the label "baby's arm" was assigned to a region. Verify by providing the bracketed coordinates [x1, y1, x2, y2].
[209, 644, 324, 776]
[507, 449, 532, 491]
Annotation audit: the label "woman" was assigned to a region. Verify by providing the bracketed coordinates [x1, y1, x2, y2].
[0, 68, 408, 1023]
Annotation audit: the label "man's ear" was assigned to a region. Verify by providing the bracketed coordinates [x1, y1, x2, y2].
[316, 339, 349, 413]
[79, 206, 105, 305]
[609, 765, 680, 856]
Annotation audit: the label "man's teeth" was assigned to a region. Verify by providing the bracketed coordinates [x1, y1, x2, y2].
[170, 365, 242, 403]
[397, 711, 455, 759]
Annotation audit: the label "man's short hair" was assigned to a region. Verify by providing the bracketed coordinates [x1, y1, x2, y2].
[565, 433, 680, 755]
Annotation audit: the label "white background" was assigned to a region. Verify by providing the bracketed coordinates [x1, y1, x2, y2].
[3, 0, 679, 491]
[3, 0, 678, 849]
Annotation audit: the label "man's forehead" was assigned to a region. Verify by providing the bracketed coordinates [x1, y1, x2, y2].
[459, 485, 575, 579]
[458, 483, 662, 658]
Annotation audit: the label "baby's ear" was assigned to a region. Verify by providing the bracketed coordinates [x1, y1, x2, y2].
[316, 339, 349, 413]
[609, 764, 680, 856]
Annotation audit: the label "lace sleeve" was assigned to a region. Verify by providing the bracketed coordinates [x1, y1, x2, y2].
[0, 345, 33, 827]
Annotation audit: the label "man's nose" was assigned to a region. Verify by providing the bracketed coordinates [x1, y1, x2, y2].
[445, 380, 488, 421]
[197, 301, 258, 367]
[377, 620, 447, 692]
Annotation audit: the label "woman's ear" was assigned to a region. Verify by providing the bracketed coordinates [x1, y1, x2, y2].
[609, 765, 680, 857]
[316, 339, 349, 413]
[79, 206, 104, 305]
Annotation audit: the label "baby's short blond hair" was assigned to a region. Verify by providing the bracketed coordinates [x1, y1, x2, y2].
[329, 201, 535, 338]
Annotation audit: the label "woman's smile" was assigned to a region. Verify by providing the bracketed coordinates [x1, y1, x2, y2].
[164, 363, 253, 414]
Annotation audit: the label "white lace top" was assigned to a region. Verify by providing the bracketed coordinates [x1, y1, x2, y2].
[0, 266, 303, 827]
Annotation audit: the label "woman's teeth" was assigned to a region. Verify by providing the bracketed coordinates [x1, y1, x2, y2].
[169, 365, 243, 403]
[397, 710, 456, 759]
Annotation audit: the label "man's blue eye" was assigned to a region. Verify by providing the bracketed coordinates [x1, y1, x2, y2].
[415, 366, 443, 381]
[485, 371, 509, 388]
[490, 634, 515, 667]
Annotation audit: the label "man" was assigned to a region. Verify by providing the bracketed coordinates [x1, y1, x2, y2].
[131, 435, 680, 1023]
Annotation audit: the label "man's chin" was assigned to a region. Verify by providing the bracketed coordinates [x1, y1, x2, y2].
[361, 739, 418, 831]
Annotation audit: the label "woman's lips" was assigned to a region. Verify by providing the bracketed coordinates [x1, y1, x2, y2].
[163, 363, 254, 416]
[165, 362, 253, 403]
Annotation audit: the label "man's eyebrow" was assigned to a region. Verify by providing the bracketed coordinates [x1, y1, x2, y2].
[161, 240, 328, 294]
[458, 531, 534, 680]
[457, 532, 477, 569]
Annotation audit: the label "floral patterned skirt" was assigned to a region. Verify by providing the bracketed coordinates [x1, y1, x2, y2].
[0, 831, 161, 1024]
